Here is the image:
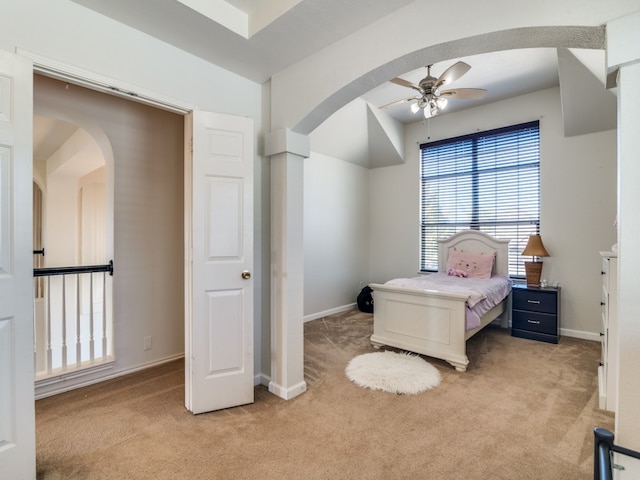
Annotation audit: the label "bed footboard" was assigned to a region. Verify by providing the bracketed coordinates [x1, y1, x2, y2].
[369, 283, 471, 372]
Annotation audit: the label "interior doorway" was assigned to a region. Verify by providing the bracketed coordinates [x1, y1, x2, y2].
[33, 73, 185, 399]
[33, 117, 110, 377]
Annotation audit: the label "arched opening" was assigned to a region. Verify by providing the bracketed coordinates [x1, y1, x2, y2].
[288, 26, 605, 134]
[276, 26, 611, 397]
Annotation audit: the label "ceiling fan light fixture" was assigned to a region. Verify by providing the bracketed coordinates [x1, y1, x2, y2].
[383, 61, 485, 120]
[429, 98, 440, 116]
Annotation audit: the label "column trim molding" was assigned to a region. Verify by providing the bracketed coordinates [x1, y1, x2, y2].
[265, 128, 310, 158]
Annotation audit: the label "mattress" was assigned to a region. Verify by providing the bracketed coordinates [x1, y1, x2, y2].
[385, 273, 512, 330]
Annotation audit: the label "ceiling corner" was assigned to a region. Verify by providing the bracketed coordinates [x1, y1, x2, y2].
[558, 48, 616, 137]
[367, 103, 405, 169]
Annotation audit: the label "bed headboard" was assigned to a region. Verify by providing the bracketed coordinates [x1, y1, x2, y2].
[437, 230, 510, 276]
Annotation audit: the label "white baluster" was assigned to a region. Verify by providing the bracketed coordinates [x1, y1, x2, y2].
[61, 275, 67, 369]
[46, 276, 52, 374]
[89, 272, 95, 362]
[76, 273, 81, 367]
[102, 271, 107, 359]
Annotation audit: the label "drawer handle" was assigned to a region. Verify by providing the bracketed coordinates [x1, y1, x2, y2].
[601, 271, 606, 275]
[527, 319, 541, 324]
[527, 300, 541, 304]
[601, 301, 606, 306]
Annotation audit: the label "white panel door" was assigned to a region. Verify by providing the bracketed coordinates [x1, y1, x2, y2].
[185, 111, 254, 414]
[0, 50, 36, 479]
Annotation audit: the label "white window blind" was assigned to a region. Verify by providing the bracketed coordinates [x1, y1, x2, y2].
[420, 121, 540, 276]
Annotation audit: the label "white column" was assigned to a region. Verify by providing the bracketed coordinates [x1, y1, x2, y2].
[607, 10, 640, 449]
[265, 129, 310, 400]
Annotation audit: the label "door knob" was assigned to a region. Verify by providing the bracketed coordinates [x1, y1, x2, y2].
[241, 270, 251, 280]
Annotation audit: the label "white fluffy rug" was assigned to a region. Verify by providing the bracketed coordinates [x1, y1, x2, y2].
[345, 351, 441, 395]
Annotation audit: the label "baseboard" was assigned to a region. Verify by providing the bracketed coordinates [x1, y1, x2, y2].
[268, 379, 307, 400]
[560, 328, 600, 342]
[35, 353, 185, 400]
[502, 320, 598, 343]
[255, 372, 270, 387]
[35, 357, 116, 388]
[304, 303, 356, 323]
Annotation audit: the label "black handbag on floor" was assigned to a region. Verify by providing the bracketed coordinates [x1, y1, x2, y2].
[357, 286, 374, 313]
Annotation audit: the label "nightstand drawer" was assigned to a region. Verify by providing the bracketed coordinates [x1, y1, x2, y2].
[512, 290, 556, 314]
[512, 310, 557, 335]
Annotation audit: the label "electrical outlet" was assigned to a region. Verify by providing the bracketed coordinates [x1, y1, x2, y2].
[144, 336, 152, 351]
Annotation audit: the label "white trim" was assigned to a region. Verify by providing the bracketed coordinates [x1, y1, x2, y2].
[560, 328, 600, 342]
[255, 373, 270, 387]
[268, 379, 307, 400]
[34, 354, 185, 400]
[265, 128, 310, 158]
[304, 303, 357, 322]
[16, 48, 196, 114]
[35, 357, 116, 386]
[502, 320, 599, 342]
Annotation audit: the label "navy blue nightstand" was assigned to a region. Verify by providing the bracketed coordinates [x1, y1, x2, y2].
[511, 283, 560, 344]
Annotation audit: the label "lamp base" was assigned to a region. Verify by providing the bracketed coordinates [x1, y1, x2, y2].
[524, 261, 543, 287]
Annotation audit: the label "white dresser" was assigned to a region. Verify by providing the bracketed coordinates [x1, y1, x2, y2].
[599, 251, 618, 412]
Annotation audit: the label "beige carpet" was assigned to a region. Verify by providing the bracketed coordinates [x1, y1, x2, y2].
[36, 310, 614, 479]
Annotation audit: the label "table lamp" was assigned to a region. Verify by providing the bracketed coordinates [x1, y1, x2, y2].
[522, 234, 550, 287]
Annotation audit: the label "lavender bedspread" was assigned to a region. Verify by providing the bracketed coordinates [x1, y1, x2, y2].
[385, 273, 512, 330]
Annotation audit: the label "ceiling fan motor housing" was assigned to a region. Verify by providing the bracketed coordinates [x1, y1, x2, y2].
[418, 73, 437, 94]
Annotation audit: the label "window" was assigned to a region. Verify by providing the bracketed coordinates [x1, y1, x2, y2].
[420, 120, 540, 276]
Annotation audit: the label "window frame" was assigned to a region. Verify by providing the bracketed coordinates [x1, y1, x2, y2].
[419, 120, 541, 277]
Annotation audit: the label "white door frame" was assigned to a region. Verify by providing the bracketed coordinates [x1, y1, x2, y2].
[21, 50, 259, 412]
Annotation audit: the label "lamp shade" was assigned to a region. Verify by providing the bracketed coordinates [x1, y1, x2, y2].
[522, 235, 550, 258]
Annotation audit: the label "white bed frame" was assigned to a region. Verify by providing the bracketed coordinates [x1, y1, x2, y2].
[369, 230, 511, 372]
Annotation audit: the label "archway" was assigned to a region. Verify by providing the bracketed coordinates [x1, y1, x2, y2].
[288, 26, 605, 134]
[267, 25, 608, 399]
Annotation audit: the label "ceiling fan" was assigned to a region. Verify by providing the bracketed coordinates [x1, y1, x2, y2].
[381, 61, 487, 118]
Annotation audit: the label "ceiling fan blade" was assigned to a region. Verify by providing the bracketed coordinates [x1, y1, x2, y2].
[438, 88, 487, 100]
[433, 61, 471, 90]
[379, 96, 420, 109]
[390, 77, 422, 92]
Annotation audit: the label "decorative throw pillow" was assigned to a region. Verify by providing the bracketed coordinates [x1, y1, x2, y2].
[446, 248, 496, 279]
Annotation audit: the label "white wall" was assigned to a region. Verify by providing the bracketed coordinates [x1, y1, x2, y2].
[369, 87, 617, 338]
[0, 0, 267, 383]
[303, 152, 370, 319]
[44, 128, 104, 268]
[0, 2, 261, 119]
[79, 168, 106, 265]
[45, 175, 79, 267]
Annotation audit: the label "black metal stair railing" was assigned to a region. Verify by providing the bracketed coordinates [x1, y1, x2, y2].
[594, 427, 640, 480]
[32, 260, 114, 377]
[33, 259, 113, 277]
